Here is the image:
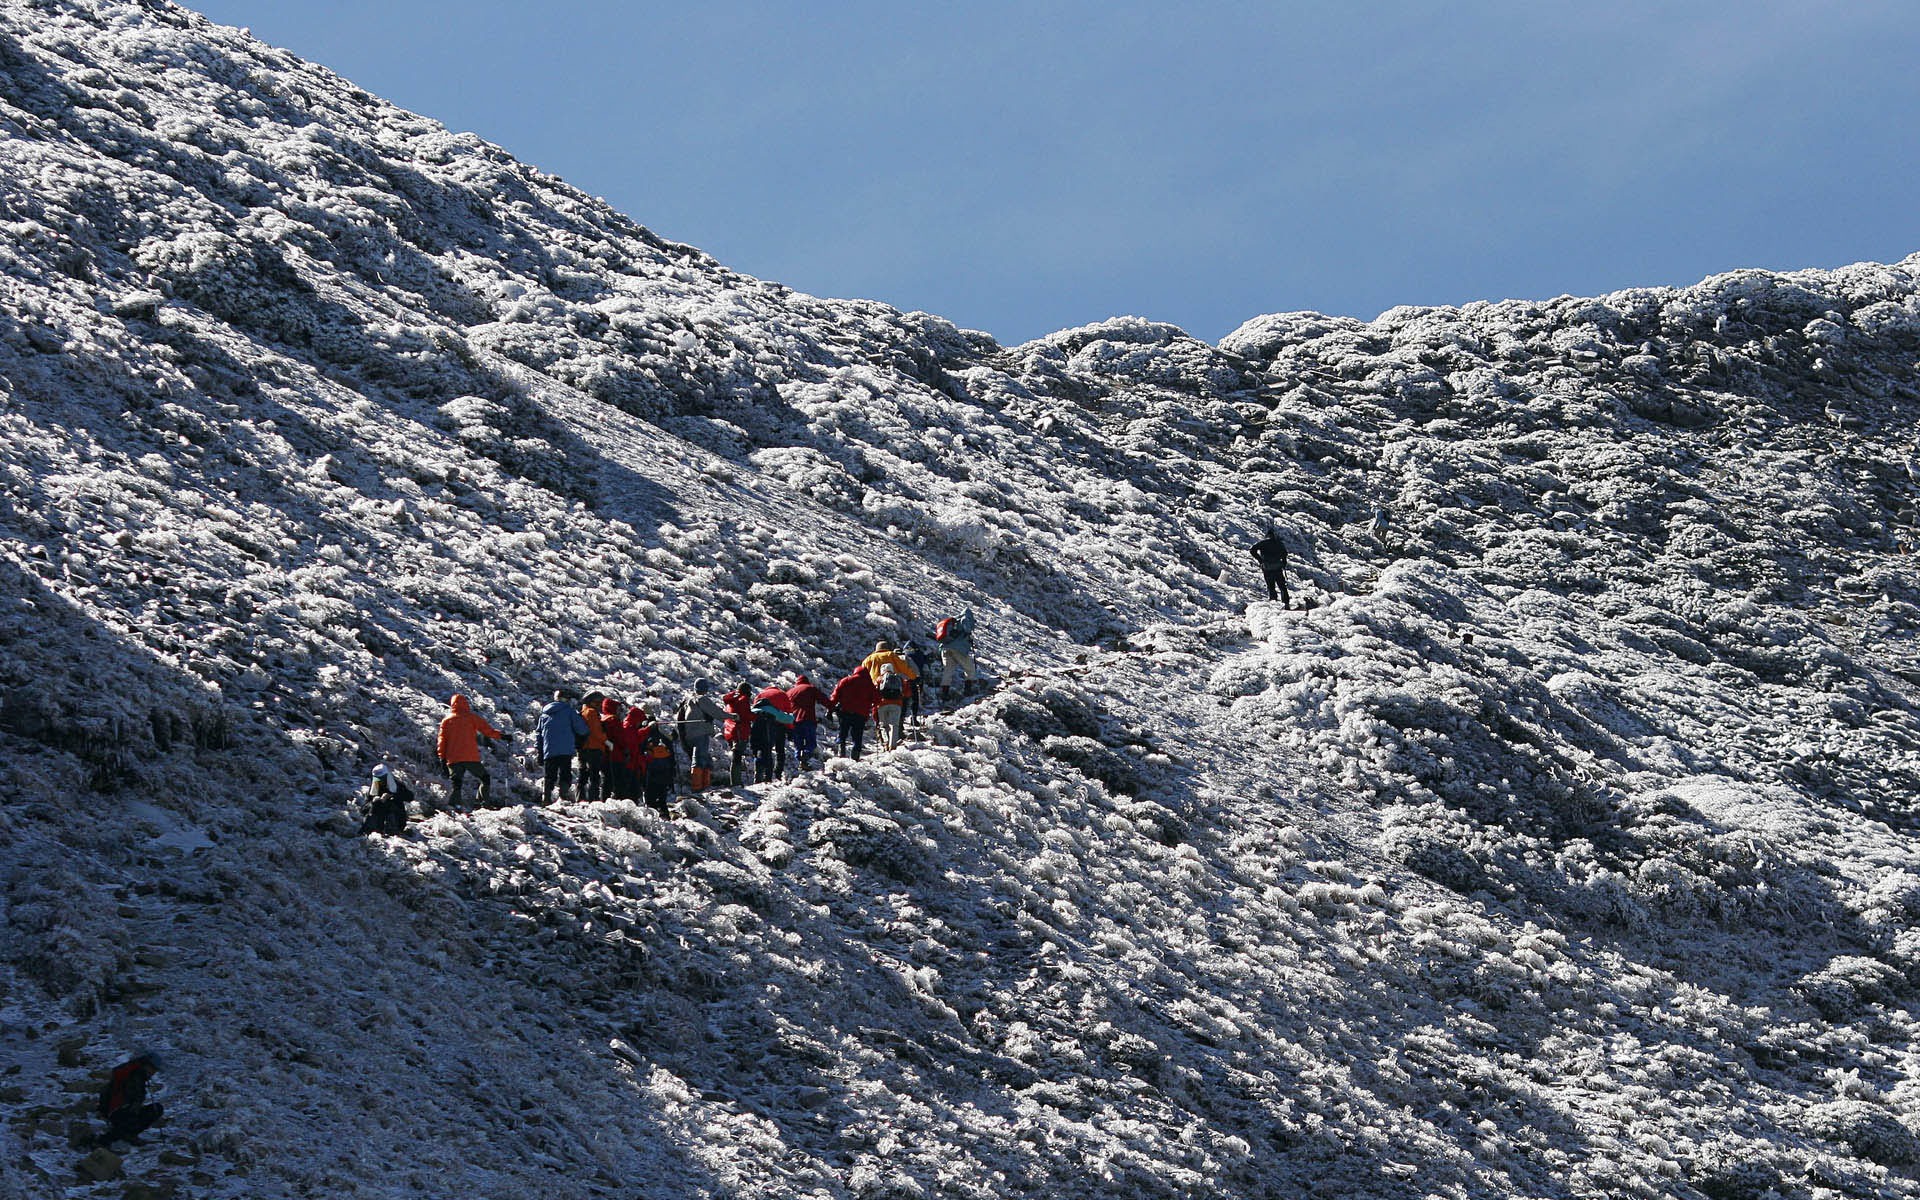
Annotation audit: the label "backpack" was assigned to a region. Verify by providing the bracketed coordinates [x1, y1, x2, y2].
[879, 669, 904, 701]
[935, 617, 956, 642]
[643, 727, 674, 760]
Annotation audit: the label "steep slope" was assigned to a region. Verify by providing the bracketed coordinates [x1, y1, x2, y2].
[3, 3, 1920, 1198]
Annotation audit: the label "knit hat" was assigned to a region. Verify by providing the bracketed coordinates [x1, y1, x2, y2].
[694, 678, 712, 695]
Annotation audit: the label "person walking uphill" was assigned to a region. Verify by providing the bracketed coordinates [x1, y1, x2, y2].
[861, 640, 919, 690]
[639, 713, 678, 815]
[1251, 525, 1291, 607]
[614, 703, 649, 801]
[875, 665, 909, 750]
[97, 1054, 162, 1145]
[578, 692, 611, 803]
[536, 691, 590, 805]
[935, 608, 979, 698]
[830, 665, 878, 760]
[787, 674, 827, 770]
[750, 684, 797, 783]
[676, 679, 729, 794]
[721, 681, 754, 787]
[437, 694, 505, 810]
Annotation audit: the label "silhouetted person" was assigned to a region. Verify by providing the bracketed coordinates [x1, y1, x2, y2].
[1250, 526, 1291, 607]
[97, 1054, 162, 1145]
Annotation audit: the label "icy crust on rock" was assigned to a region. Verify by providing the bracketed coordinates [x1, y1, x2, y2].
[3, 2, 1920, 1198]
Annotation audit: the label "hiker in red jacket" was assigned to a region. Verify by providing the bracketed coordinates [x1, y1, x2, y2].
[751, 684, 797, 782]
[618, 706, 656, 798]
[97, 1054, 162, 1145]
[829, 667, 879, 762]
[786, 674, 827, 771]
[721, 681, 754, 787]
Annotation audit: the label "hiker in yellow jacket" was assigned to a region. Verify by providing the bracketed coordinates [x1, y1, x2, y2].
[860, 640, 918, 689]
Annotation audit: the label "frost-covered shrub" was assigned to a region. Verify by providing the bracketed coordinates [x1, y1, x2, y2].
[1796, 955, 1906, 1018]
[1380, 826, 1492, 896]
[806, 813, 934, 883]
[1805, 1100, 1920, 1166]
[4, 861, 128, 1012]
[1688, 1137, 1783, 1200]
[1041, 735, 1141, 796]
[136, 228, 321, 346]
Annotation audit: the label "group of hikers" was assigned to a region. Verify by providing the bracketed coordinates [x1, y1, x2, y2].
[358, 608, 982, 833]
[357, 526, 1299, 835]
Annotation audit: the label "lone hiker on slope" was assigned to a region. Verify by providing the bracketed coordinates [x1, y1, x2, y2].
[96, 1054, 162, 1146]
[437, 694, 506, 810]
[935, 608, 979, 699]
[1250, 525, 1291, 607]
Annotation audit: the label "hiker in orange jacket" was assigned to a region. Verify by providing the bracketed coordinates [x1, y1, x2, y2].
[578, 691, 611, 803]
[436, 693, 505, 810]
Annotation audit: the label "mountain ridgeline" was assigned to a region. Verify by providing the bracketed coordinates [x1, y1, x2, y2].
[3, 3, 1920, 1198]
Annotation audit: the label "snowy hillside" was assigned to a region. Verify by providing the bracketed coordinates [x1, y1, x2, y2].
[4, 2, 1920, 1197]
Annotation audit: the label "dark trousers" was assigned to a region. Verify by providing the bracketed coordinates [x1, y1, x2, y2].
[752, 723, 787, 783]
[644, 761, 676, 813]
[1262, 566, 1290, 606]
[541, 755, 574, 804]
[578, 747, 608, 803]
[838, 713, 868, 761]
[104, 1103, 162, 1143]
[447, 761, 490, 809]
[791, 721, 818, 767]
[360, 792, 407, 836]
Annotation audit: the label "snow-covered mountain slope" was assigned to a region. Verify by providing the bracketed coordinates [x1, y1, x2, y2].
[4, 3, 1920, 1197]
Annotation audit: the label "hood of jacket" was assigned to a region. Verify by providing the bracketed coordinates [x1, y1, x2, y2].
[449, 694, 471, 716]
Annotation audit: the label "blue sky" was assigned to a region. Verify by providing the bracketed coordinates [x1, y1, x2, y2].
[189, 2, 1920, 346]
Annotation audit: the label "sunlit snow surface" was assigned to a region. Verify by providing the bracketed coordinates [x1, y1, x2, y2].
[3, 3, 1920, 1197]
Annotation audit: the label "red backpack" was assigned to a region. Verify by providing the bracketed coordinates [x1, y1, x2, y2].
[935, 617, 956, 642]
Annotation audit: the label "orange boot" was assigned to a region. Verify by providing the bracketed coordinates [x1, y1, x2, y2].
[690, 766, 711, 793]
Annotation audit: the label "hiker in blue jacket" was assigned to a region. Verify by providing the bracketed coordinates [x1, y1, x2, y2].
[536, 690, 591, 804]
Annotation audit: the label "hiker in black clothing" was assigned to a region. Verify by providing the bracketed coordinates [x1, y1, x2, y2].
[358, 764, 412, 836]
[1250, 525, 1291, 607]
[906, 644, 934, 725]
[97, 1054, 162, 1145]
